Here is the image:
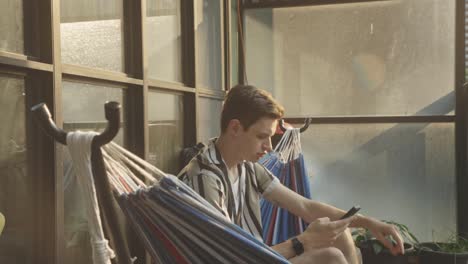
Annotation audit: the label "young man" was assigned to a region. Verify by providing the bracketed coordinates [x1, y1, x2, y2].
[178, 85, 404, 264]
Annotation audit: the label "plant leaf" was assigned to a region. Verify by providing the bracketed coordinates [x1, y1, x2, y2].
[372, 242, 383, 255]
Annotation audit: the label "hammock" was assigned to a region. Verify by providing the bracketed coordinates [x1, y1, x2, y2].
[260, 128, 312, 246]
[70, 136, 290, 264]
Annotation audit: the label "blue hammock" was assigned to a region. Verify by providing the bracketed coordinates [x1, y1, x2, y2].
[260, 129, 311, 245]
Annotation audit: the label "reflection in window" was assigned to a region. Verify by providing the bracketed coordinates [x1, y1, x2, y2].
[0, 0, 24, 54]
[147, 0, 182, 83]
[61, 0, 124, 72]
[0, 75, 31, 263]
[198, 97, 222, 142]
[195, 0, 222, 90]
[301, 123, 455, 241]
[245, 0, 455, 116]
[62, 81, 125, 264]
[148, 90, 184, 174]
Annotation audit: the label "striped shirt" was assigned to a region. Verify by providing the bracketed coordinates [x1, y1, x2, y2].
[178, 138, 280, 241]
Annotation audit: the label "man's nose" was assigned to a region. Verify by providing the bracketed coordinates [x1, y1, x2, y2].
[263, 138, 273, 152]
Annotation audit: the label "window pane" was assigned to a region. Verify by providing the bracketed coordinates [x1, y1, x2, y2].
[245, 1, 455, 116]
[198, 97, 222, 142]
[0, 75, 32, 263]
[62, 81, 125, 264]
[61, 0, 124, 72]
[148, 90, 184, 174]
[147, 0, 183, 83]
[230, 0, 239, 86]
[0, 0, 24, 54]
[62, 81, 125, 144]
[301, 123, 455, 241]
[195, 0, 222, 90]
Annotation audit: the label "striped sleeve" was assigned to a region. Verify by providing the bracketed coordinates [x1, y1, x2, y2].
[189, 171, 230, 220]
[253, 163, 280, 196]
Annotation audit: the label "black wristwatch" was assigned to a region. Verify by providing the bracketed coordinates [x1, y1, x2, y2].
[291, 237, 304, 256]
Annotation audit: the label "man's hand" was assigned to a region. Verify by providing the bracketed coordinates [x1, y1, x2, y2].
[366, 219, 405, 255]
[298, 216, 356, 249]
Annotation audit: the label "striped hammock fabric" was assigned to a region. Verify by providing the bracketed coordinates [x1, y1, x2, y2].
[260, 128, 312, 246]
[99, 141, 289, 264]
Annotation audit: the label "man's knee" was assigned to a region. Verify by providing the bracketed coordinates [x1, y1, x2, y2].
[305, 247, 347, 264]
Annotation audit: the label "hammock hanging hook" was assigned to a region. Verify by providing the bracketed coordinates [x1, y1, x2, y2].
[93, 101, 121, 147]
[278, 118, 311, 133]
[31, 101, 121, 146]
[31, 103, 68, 145]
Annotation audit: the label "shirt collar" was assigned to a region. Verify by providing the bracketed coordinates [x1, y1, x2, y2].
[206, 138, 222, 165]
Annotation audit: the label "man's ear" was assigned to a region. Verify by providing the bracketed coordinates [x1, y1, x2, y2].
[227, 119, 243, 136]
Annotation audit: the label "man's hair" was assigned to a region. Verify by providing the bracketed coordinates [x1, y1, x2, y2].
[221, 84, 284, 133]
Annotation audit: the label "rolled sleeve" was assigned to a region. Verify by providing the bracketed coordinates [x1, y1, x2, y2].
[253, 163, 279, 196]
[262, 177, 280, 197]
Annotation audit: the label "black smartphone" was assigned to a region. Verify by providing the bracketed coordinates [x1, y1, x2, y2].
[340, 206, 361, 220]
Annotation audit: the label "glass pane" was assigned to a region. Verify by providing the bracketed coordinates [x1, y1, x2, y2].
[230, 0, 239, 86]
[62, 81, 125, 264]
[198, 97, 222, 142]
[195, 0, 222, 90]
[61, 0, 124, 72]
[62, 81, 125, 143]
[0, 75, 32, 263]
[245, 1, 455, 116]
[147, 0, 183, 83]
[148, 90, 184, 174]
[301, 123, 455, 242]
[0, 0, 24, 54]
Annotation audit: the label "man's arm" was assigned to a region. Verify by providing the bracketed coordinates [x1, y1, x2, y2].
[263, 182, 349, 222]
[271, 215, 355, 259]
[263, 183, 404, 255]
[272, 239, 296, 259]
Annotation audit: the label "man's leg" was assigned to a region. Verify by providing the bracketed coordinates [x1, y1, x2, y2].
[333, 228, 359, 264]
[289, 247, 347, 264]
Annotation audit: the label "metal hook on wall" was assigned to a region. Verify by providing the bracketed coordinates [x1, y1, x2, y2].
[31, 101, 133, 264]
[278, 118, 311, 133]
[31, 101, 121, 146]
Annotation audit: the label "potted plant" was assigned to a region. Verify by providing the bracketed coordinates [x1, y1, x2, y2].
[418, 234, 468, 264]
[352, 221, 419, 264]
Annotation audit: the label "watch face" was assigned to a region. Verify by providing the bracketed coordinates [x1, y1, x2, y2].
[292, 237, 304, 255]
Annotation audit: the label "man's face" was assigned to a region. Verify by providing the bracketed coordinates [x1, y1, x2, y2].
[237, 117, 277, 162]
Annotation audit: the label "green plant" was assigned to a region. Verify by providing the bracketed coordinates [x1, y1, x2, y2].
[433, 237, 468, 253]
[352, 220, 419, 255]
[420, 233, 468, 254]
